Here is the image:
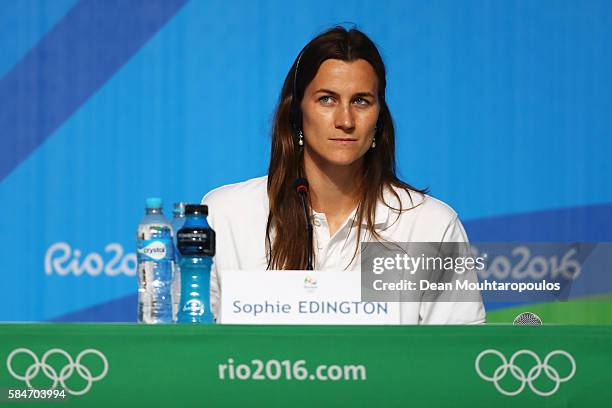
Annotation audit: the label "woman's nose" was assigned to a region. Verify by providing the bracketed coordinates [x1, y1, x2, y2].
[334, 104, 355, 132]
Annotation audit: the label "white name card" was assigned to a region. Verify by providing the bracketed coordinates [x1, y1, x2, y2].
[219, 270, 399, 324]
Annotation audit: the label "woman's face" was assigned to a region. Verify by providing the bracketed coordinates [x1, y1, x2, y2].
[300, 58, 380, 169]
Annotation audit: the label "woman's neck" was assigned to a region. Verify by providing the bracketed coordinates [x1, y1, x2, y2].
[303, 151, 363, 235]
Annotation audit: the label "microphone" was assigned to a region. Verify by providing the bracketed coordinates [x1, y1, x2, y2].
[294, 178, 313, 270]
[513, 312, 542, 325]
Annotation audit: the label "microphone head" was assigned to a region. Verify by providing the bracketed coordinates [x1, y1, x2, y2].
[513, 312, 542, 325]
[293, 178, 309, 195]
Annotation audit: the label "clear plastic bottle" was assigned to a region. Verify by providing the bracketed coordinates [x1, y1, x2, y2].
[137, 197, 175, 323]
[171, 202, 186, 321]
[177, 204, 215, 324]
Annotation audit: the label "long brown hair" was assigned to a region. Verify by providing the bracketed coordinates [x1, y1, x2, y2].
[266, 26, 425, 270]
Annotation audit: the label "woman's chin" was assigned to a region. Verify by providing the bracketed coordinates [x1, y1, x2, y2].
[320, 154, 365, 169]
[305, 145, 367, 169]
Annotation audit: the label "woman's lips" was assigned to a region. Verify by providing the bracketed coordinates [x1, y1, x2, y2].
[329, 138, 357, 143]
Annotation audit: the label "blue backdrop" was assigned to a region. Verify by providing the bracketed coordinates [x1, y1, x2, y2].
[1, 0, 610, 322]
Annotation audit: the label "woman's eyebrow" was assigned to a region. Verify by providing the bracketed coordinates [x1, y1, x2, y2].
[314, 89, 376, 98]
[353, 91, 376, 99]
[314, 88, 340, 96]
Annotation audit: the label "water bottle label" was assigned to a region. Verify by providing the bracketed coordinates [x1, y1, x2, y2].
[177, 228, 215, 256]
[137, 239, 174, 261]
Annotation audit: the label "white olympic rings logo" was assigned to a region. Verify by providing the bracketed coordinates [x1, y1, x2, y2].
[7, 348, 109, 396]
[475, 349, 576, 397]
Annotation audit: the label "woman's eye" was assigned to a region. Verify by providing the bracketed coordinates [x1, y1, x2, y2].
[353, 97, 370, 106]
[319, 95, 334, 104]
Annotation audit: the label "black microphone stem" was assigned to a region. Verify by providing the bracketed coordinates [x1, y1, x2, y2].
[298, 192, 314, 270]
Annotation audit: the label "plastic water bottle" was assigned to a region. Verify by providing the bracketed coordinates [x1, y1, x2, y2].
[177, 204, 215, 324]
[172, 203, 186, 248]
[137, 197, 175, 324]
[171, 203, 186, 320]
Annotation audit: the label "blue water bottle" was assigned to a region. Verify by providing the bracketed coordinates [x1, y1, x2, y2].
[177, 204, 215, 324]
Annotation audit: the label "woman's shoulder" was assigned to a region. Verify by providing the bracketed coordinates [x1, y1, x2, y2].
[385, 184, 459, 225]
[201, 175, 268, 210]
[381, 185, 466, 242]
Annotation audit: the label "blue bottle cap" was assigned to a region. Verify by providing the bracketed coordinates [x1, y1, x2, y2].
[145, 197, 163, 208]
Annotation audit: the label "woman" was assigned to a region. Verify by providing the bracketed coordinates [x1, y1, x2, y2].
[203, 26, 485, 324]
